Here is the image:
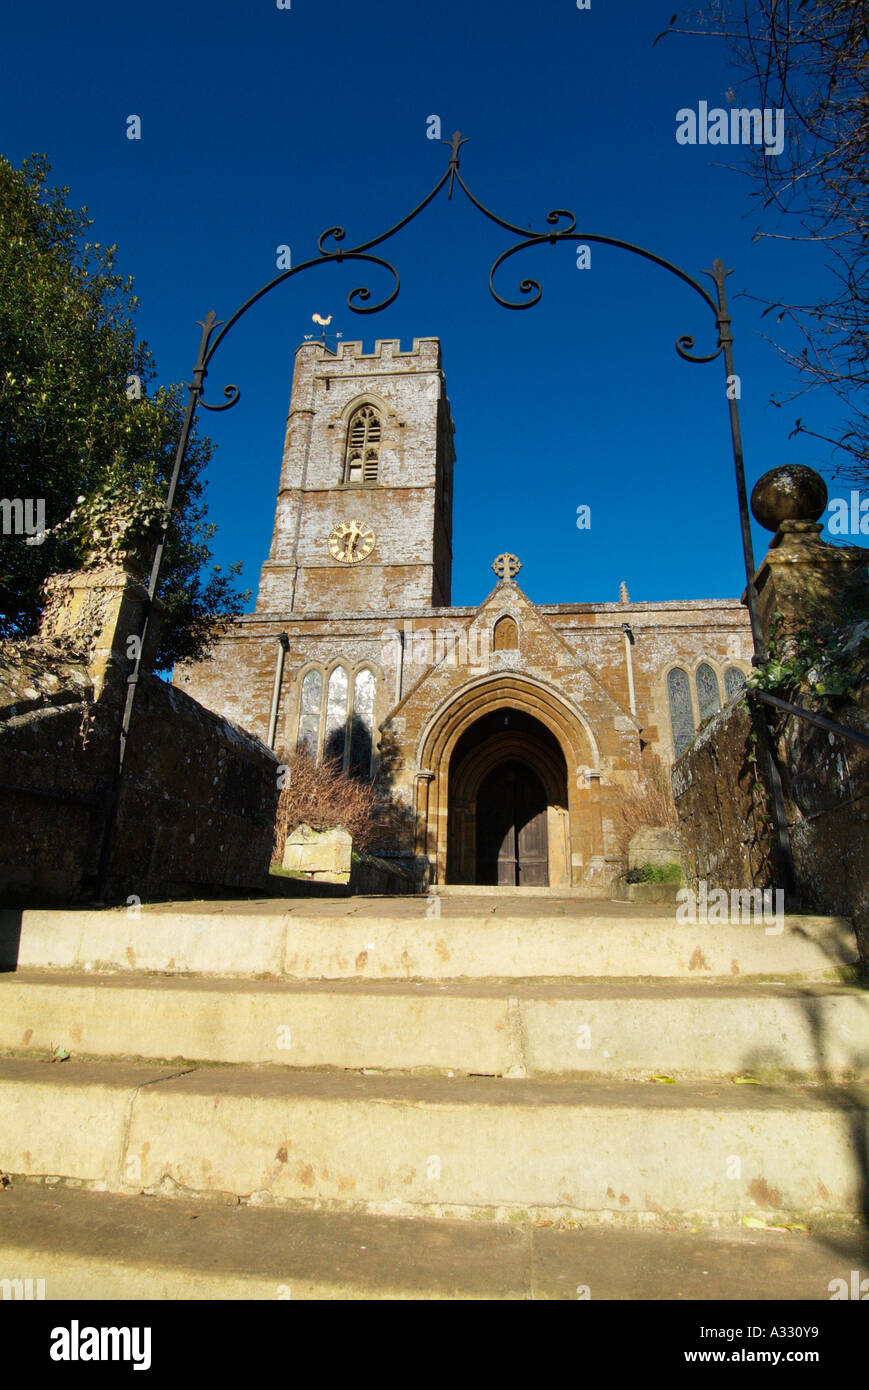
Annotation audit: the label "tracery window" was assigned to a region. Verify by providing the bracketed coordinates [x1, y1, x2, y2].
[344, 405, 381, 485]
[724, 666, 747, 701]
[295, 663, 376, 778]
[696, 663, 722, 723]
[667, 667, 694, 760]
[348, 669, 376, 777]
[324, 665, 350, 764]
[297, 670, 322, 755]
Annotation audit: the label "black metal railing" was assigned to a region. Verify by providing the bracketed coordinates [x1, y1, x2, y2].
[756, 691, 869, 749]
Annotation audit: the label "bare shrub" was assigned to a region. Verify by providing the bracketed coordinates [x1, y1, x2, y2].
[614, 753, 678, 859]
[273, 750, 379, 860]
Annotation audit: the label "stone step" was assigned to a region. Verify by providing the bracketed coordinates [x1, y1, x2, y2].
[432, 886, 612, 898]
[1, 1184, 865, 1301]
[0, 901, 857, 980]
[1, 1058, 865, 1220]
[2, 972, 867, 1078]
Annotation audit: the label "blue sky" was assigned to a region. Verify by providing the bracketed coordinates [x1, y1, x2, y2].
[1, 0, 852, 612]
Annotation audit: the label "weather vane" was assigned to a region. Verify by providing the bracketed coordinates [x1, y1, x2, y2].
[309, 311, 342, 348]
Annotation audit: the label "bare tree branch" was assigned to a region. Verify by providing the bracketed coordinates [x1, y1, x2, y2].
[658, 1, 869, 484]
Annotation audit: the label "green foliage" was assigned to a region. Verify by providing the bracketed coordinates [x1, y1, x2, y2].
[0, 153, 249, 667]
[59, 480, 168, 571]
[656, 861, 683, 883]
[625, 862, 683, 884]
[746, 600, 869, 705]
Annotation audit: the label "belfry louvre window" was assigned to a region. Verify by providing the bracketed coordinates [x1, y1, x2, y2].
[345, 406, 381, 485]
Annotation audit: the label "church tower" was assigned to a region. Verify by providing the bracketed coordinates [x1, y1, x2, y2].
[256, 337, 455, 614]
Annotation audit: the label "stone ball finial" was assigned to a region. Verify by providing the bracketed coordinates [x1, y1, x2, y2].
[750, 465, 828, 532]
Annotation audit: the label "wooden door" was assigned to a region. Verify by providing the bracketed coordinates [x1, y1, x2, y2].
[476, 761, 549, 886]
[516, 767, 548, 885]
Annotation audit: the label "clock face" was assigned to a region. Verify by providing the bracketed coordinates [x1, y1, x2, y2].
[328, 519, 375, 564]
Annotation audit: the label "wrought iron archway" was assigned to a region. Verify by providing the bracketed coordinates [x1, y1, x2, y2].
[96, 130, 802, 897]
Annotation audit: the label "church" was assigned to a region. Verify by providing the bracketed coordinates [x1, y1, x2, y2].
[174, 336, 753, 890]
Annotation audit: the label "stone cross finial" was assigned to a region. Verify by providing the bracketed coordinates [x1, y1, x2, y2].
[492, 553, 521, 581]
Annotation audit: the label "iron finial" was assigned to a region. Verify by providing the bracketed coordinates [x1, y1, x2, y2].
[444, 130, 469, 199]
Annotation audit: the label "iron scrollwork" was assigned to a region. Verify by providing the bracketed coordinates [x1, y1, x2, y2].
[193, 130, 729, 415]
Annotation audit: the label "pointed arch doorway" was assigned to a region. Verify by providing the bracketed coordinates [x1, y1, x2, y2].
[447, 707, 569, 886]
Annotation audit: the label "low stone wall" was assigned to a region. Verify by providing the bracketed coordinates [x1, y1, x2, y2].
[0, 566, 280, 905]
[616, 882, 682, 905]
[112, 675, 281, 902]
[350, 851, 417, 895]
[671, 696, 783, 895]
[0, 644, 112, 901]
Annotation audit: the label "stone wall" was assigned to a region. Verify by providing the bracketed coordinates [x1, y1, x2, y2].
[627, 826, 683, 872]
[176, 598, 754, 774]
[778, 700, 868, 960]
[110, 674, 281, 902]
[672, 695, 783, 896]
[0, 565, 280, 905]
[673, 690, 868, 964]
[0, 645, 112, 901]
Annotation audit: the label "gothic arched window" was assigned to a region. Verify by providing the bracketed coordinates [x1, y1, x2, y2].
[296, 664, 376, 777]
[696, 663, 722, 723]
[348, 668, 376, 777]
[324, 665, 350, 764]
[344, 405, 381, 486]
[668, 667, 694, 759]
[493, 615, 518, 650]
[725, 666, 747, 701]
[297, 669, 322, 755]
